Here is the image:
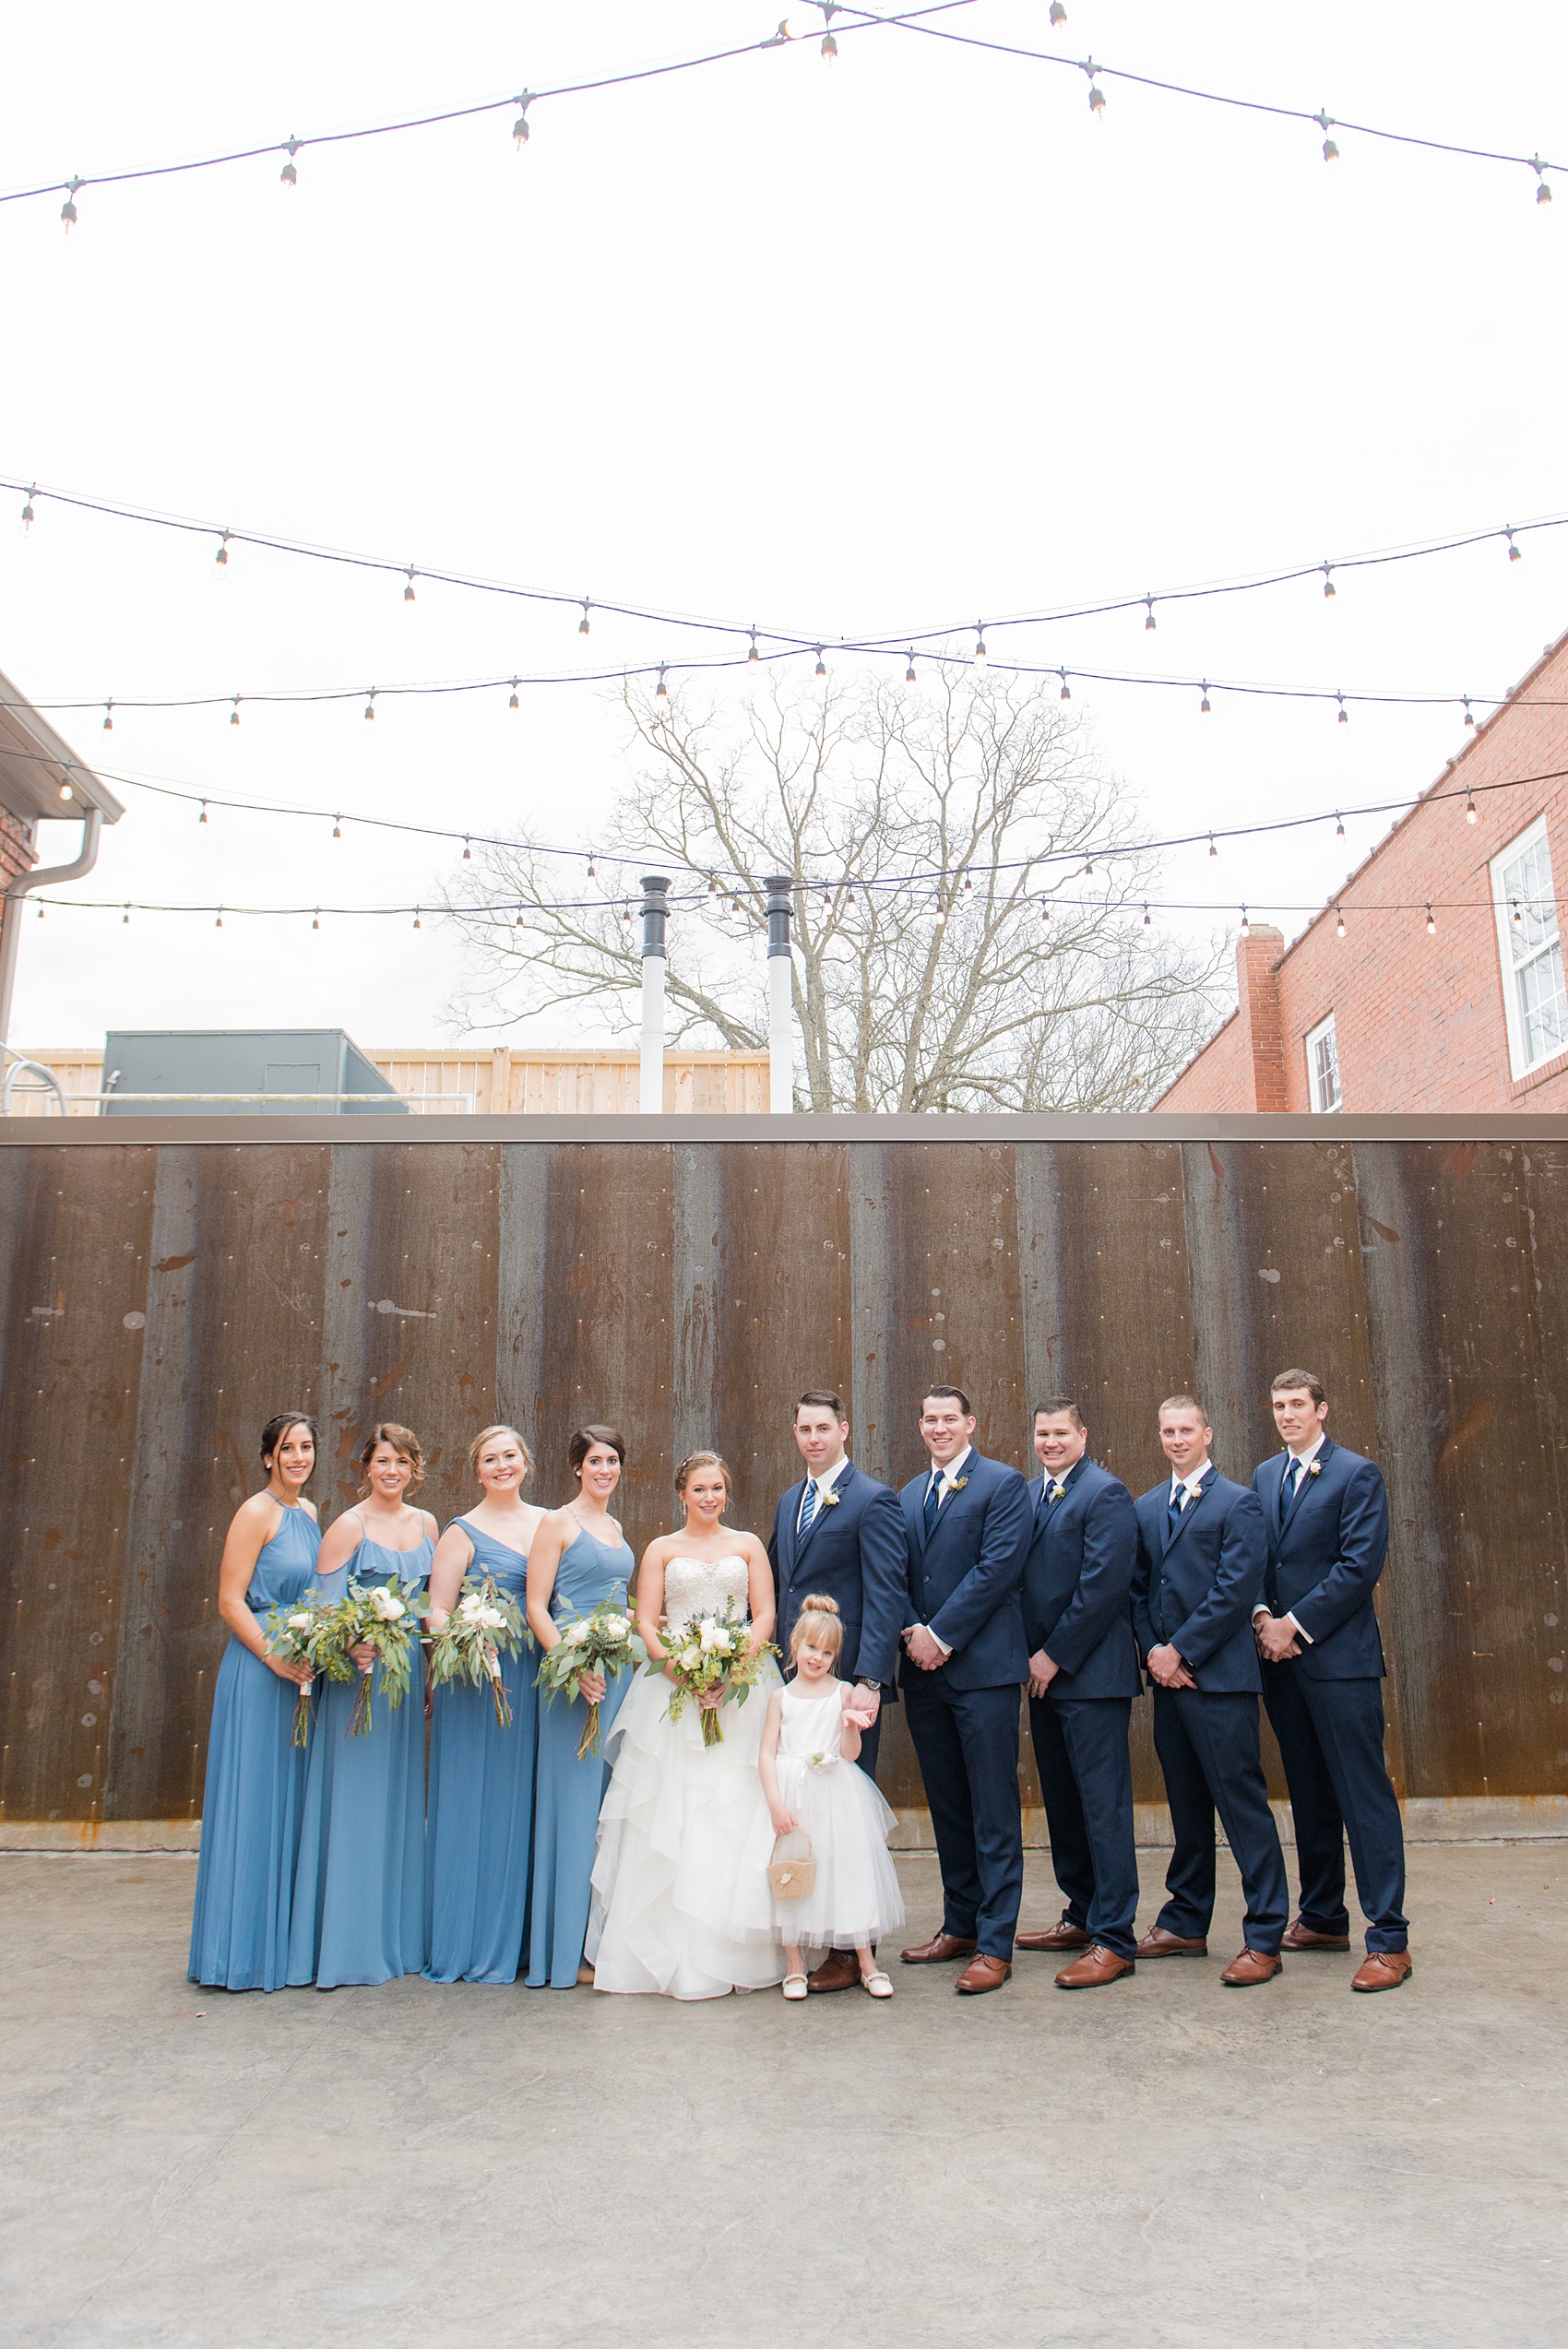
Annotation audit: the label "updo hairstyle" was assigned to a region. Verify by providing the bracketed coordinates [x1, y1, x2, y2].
[790, 1593, 845, 1663]
[568, 1424, 626, 1479]
[358, 1421, 425, 1496]
[468, 1422, 533, 1477]
[260, 1412, 317, 1470]
[674, 1450, 731, 1499]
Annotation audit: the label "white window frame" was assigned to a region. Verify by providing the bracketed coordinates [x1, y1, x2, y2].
[1303, 1012, 1341, 1113]
[1490, 815, 1568, 1079]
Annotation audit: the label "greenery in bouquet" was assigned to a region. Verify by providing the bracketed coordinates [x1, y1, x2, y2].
[661, 1599, 778, 1748]
[314, 1576, 423, 1738]
[426, 1575, 529, 1728]
[263, 1590, 329, 1746]
[536, 1596, 648, 1759]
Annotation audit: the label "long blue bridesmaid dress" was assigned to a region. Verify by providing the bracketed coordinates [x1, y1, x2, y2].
[188, 1502, 323, 1991]
[525, 1524, 636, 1989]
[286, 1526, 432, 1988]
[424, 1522, 538, 1984]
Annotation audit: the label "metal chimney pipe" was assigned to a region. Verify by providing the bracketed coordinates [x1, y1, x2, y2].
[765, 872, 794, 1114]
[638, 873, 671, 1115]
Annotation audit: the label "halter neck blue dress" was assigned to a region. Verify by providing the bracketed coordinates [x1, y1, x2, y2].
[188, 1502, 322, 1991]
[424, 1518, 538, 1984]
[526, 1523, 636, 1988]
[286, 1521, 432, 1987]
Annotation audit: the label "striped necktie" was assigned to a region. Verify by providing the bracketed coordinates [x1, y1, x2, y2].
[798, 1478, 818, 1536]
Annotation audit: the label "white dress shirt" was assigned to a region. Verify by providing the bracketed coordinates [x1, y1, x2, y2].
[1169, 1463, 1210, 1512]
[909, 1443, 974, 1659]
[797, 1449, 851, 1529]
[1253, 1432, 1326, 1642]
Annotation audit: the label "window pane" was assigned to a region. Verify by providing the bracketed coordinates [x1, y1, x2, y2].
[1503, 836, 1559, 963]
[1520, 939, 1568, 1064]
[1310, 1021, 1340, 1112]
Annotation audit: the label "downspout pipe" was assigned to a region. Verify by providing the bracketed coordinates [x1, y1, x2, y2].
[638, 872, 670, 1115]
[0, 809, 103, 1050]
[765, 872, 794, 1114]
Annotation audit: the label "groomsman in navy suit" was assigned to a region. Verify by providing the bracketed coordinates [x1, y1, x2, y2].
[768, 1388, 909, 1995]
[1014, 1398, 1143, 1987]
[897, 1385, 1032, 1995]
[1253, 1370, 1410, 1991]
[1131, 1394, 1289, 1985]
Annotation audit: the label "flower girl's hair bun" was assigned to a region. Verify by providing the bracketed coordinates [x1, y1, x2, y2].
[790, 1594, 845, 1660]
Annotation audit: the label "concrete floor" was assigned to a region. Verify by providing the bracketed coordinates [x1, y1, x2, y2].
[2, 1845, 1562, 2349]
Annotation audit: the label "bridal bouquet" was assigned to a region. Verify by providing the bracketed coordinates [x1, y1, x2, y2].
[425, 1575, 529, 1729]
[536, 1596, 647, 1759]
[263, 1592, 329, 1746]
[314, 1576, 423, 1738]
[662, 1601, 778, 1749]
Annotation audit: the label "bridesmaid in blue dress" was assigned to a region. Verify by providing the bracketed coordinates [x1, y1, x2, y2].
[424, 1424, 546, 1984]
[287, 1423, 435, 1988]
[524, 1425, 637, 1988]
[188, 1413, 322, 1992]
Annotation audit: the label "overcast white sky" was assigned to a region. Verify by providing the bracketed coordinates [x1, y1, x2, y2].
[4, 1, 1567, 1059]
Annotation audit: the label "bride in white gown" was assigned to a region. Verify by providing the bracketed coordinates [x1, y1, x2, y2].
[588, 1451, 785, 1999]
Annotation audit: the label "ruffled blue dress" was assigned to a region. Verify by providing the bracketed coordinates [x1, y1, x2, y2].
[526, 1524, 636, 1988]
[424, 1520, 538, 1984]
[287, 1524, 432, 1987]
[188, 1503, 322, 1991]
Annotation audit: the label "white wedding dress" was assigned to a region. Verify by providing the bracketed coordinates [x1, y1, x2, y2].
[587, 1554, 785, 1999]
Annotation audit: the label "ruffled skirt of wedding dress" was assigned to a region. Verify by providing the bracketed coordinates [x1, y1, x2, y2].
[587, 1660, 785, 1999]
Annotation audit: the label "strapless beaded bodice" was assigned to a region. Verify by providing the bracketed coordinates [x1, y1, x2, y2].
[663, 1554, 750, 1636]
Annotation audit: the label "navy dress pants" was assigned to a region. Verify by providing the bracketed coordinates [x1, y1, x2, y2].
[1262, 1664, 1408, 1952]
[1028, 1693, 1139, 1960]
[903, 1675, 1024, 1960]
[1151, 1686, 1289, 1952]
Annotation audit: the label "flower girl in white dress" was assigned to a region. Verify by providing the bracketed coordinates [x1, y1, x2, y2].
[737, 1594, 905, 1999]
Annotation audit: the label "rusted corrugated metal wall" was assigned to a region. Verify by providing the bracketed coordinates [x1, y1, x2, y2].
[2, 1131, 1564, 1824]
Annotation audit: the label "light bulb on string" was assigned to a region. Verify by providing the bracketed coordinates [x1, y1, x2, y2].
[1465, 789, 1478, 824]
[363, 689, 376, 721]
[905, 651, 917, 682]
[21, 486, 36, 529]
[412, 908, 422, 931]
[1085, 62, 1105, 115]
[516, 907, 527, 928]
[1144, 596, 1157, 632]
[101, 700, 113, 732]
[655, 666, 668, 699]
[462, 836, 471, 861]
[404, 568, 417, 603]
[1336, 906, 1347, 939]
[814, 647, 826, 677]
[1463, 697, 1476, 728]
[1059, 670, 1071, 702]
[1336, 693, 1348, 724]
[1208, 835, 1218, 858]
[1143, 904, 1151, 926]
[280, 137, 300, 187]
[747, 629, 759, 663]
[1039, 899, 1051, 926]
[962, 870, 973, 894]
[215, 907, 223, 930]
[1504, 527, 1522, 562]
[216, 530, 232, 567]
[1199, 683, 1211, 715]
[1513, 899, 1524, 926]
[973, 623, 988, 667]
[707, 872, 718, 895]
[61, 179, 81, 231]
[230, 696, 241, 727]
[1530, 156, 1551, 204]
[331, 814, 342, 839]
[198, 800, 208, 825]
[1426, 904, 1436, 935]
[1050, 1, 1066, 22]
[588, 851, 597, 880]
[822, 30, 837, 58]
[35, 902, 42, 921]
[579, 600, 591, 636]
[58, 771, 74, 801]
[122, 905, 129, 924]
[514, 94, 531, 147]
[1314, 111, 1338, 162]
[1335, 811, 1345, 836]
[312, 909, 320, 931]
[1241, 906, 1251, 937]
[1322, 563, 1335, 599]
[508, 679, 520, 709]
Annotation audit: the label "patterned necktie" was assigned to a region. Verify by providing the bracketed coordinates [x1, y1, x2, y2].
[799, 1478, 818, 1536]
[923, 1472, 943, 1540]
[1286, 1457, 1303, 1503]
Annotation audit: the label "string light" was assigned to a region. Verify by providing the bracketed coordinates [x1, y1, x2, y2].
[1199, 682, 1211, 715]
[1142, 903, 1150, 926]
[279, 137, 300, 189]
[58, 774, 74, 801]
[514, 94, 531, 148]
[508, 679, 520, 708]
[655, 667, 668, 699]
[123, 905, 129, 924]
[215, 906, 223, 929]
[1336, 693, 1348, 724]
[1208, 834, 1218, 857]
[587, 851, 597, 879]
[814, 647, 826, 677]
[101, 700, 113, 732]
[1426, 903, 1436, 933]
[61, 179, 81, 231]
[1039, 899, 1050, 924]
[1505, 526, 1521, 562]
[1085, 61, 1105, 116]
[906, 651, 917, 682]
[1513, 898, 1524, 926]
[1315, 111, 1339, 163]
[230, 696, 241, 727]
[412, 907, 422, 930]
[1531, 156, 1551, 203]
[517, 907, 527, 927]
[707, 872, 718, 894]
[198, 800, 208, 825]
[1143, 596, 1156, 632]
[1241, 906, 1251, 936]
[973, 623, 987, 666]
[20, 486, 35, 528]
[579, 599, 591, 636]
[1465, 789, 1478, 823]
[1336, 811, 1345, 835]
[1059, 670, 1071, 701]
[1050, 1, 1066, 22]
[1322, 563, 1335, 599]
[1463, 697, 1476, 728]
[363, 689, 376, 721]
[312, 908, 320, 930]
[404, 568, 417, 603]
[1336, 906, 1346, 937]
[462, 836, 471, 860]
[331, 814, 342, 838]
[216, 530, 232, 567]
[747, 629, 759, 663]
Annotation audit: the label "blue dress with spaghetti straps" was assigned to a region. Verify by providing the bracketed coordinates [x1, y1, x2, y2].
[188, 1502, 322, 1991]
[424, 1520, 538, 1984]
[286, 1524, 432, 1987]
[525, 1523, 636, 1987]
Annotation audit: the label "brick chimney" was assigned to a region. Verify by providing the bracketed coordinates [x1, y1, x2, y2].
[1235, 924, 1287, 1109]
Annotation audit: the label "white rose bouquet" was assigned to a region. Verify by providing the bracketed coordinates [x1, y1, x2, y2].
[314, 1576, 424, 1738]
[263, 1592, 328, 1746]
[662, 1600, 778, 1749]
[426, 1575, 529, 1728]
[535, 1596, 647, 1758]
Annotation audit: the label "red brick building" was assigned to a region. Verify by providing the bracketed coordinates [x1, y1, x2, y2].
[1158, 627, 1568, 1113]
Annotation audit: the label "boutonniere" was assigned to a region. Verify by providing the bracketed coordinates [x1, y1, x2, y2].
[1307, 1460, 1323, 1477]
[820, 1489, 841, 1508]
[947, 1475, 969, 1493]
[1049, 1479, 1067, 1502]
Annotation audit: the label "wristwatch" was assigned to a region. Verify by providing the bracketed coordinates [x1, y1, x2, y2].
[856, 1677, 880, 1691]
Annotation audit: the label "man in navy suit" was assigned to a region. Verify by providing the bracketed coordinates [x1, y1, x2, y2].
[1131, 1394, 1289, 1985]
[1014, 1398, 1143, 1988]
[768, 1387, 910, 1994]
[897, 1384, 1032, 1995]
[1253, 1369, 1410, 1992]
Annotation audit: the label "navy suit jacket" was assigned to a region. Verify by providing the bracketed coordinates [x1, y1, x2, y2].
[1021, 1456, 1142, 1701]
[1132, 1467, 1267, 1694]
[1252, 1438, 1390, 1680]
[768, 1459, 909, 1692]
[897, 1449, 1032, 1693]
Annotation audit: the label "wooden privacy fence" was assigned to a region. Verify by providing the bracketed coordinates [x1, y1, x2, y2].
[1, 1112, 1565, 1844]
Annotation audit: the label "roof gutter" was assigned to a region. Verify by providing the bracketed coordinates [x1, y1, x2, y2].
[0, 807, 103, 1049]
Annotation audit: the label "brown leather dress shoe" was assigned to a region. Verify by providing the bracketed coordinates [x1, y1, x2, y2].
[1220, 1947, 1282, 1986]
[900, 1931, 979, 1965]
[1016, 1916, 1091, 1954]
[805, 1948, 861, 1994]
[1282, 1918, 1351, 1952]
[955, 1952, 1011, 1994]
[1351, 1949, 1413, 1992]
[1054, 1944, 1135, 1989]
[1135, 1925, 1208, 1959]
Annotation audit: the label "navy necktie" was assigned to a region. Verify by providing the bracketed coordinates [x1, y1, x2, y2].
[1286, 1458, 1303, 1503]
[923, 1473, 942, 1540]
[798, 1479, 818, 1536]
[1167, 1484, 1187, 1534]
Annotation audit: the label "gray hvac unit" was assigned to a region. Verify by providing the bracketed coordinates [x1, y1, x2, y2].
[101, 1028, 406, 1115]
